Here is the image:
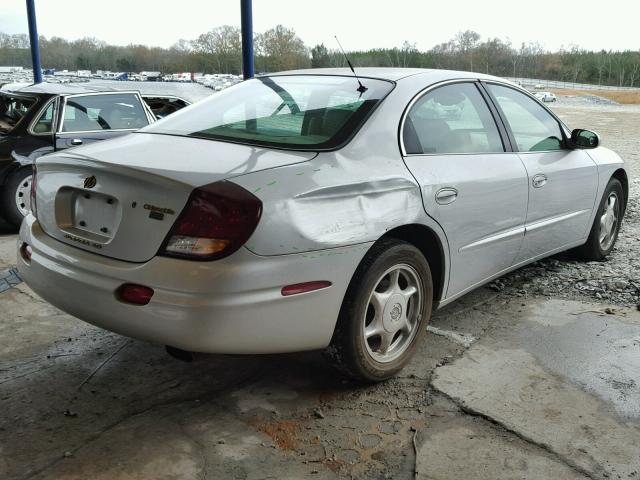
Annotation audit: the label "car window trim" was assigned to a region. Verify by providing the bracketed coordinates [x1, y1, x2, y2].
[27, 96, 58, 137]
[479, 80, 571, 153]
[59, 91, 153, 133]
[475, 82, 514, 152]
[56, 128, 140, 135]
[398, 79, 511, 157]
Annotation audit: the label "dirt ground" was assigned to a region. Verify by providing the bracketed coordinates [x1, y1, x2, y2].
[1, 101, 639, 480]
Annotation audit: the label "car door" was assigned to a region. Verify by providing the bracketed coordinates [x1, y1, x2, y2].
[13, 95, 59, 159]
[402, 81, 529, 298]
[483, 83, 598, 262]
[55, 92, 153, 150]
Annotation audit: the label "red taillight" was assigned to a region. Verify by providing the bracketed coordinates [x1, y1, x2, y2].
[30, 163, 37, 217]
[281, 281, 332, 296]
[159, 181, 262, 261]
[117, 284, 154, 305]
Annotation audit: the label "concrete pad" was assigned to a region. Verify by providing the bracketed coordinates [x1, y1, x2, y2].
[416, 415, 587, 480]
[0, 230, 17, 269]
[433, 299, 640, 479]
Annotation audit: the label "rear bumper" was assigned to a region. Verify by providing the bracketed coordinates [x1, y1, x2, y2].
[18, 215, 370, 354]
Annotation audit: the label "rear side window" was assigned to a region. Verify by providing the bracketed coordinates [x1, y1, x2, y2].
[144, 75, 394, 150]
[404, 82, 504, 155]
[487, 84, 564, 152]
[32, 101, 55, 134]
[61, 93, 149, 133]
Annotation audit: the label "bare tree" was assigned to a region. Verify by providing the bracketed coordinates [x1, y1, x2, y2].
[455, 30, 480, 70]
[255, 25, 309, 72]
[192, 25, 241, 73]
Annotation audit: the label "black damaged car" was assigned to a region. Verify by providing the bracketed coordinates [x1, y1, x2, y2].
[0, 82, 189, 226]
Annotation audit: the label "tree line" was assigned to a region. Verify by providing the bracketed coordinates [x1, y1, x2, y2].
[1, 27, 639, 87]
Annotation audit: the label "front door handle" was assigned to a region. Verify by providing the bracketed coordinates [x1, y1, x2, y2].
[435, 187, 458, 205]
[70, 138, 83, 146]
[532, 173, 547, 188]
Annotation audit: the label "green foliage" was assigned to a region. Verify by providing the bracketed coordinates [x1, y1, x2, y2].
[1, 29, 639, 87]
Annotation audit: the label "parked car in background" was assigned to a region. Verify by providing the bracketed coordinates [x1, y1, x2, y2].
[18, 69, 627, 382]
[0, 82, 189, 226]
[534, 91, 557, 102]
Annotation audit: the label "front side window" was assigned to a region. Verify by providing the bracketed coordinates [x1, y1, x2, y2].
[32, 101, 55, 134]
[404, 82, 504, 155]
[61, 93, 149, 133]
[144, 75, 394, 150]
[487, 84, 564, 152]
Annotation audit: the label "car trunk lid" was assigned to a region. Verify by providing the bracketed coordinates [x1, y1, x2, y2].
[34, 133, 316, 262]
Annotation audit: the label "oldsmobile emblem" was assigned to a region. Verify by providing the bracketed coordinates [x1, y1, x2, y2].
[390, 304, 402, 321]
[84, 176, 97, 189]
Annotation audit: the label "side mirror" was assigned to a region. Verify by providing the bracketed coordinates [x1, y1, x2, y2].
[571, 129, 599, 149]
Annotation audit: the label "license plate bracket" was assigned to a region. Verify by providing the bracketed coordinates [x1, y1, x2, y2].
[56, 187, 120, 242]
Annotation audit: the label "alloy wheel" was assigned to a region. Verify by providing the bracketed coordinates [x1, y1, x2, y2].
[363, 264, 423, 363]
[599, 192, 619, 251]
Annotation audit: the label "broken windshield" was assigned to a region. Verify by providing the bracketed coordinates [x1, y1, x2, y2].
[0, 93, 36, 134]
[143, 75, 394, 150]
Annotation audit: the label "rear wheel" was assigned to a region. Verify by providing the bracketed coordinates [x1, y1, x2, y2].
[577, 178, 624, 261]
[1, 168, 32, 227]
[327, 239, 433, 382]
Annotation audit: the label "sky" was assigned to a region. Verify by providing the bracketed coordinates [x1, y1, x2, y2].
[1, 0, 639, 52]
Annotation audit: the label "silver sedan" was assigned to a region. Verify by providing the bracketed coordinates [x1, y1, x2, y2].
[18, 68, 627, 382]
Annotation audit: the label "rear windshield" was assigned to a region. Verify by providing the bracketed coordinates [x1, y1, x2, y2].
[143, 75, 394, 150]
[0, 93, 36, 134]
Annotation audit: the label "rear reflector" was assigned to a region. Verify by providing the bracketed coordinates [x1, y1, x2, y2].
[281, 281, 332, 297]
[20, 243, 32, 262]
[117, 284, 154, 305]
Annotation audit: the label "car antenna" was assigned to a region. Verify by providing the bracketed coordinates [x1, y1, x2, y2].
[335, 36, 368, 94]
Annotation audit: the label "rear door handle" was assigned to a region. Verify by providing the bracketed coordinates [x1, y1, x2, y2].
[70, 138, 83, 146]
[435, 187, 458, 205]
[532, 173, 547, 188]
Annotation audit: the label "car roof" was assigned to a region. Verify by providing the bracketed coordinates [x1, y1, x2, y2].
[269, 67, 509, 83]
[0, 82, 122, 95]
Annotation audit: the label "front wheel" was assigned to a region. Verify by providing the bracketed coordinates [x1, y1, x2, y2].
[577, 178, 624, 261]
[0, 168, 33, 227]
[327, 239, 433, 382]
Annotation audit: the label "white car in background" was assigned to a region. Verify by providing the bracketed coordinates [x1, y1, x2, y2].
[534, 91, 557, 102]
[18, 69, 627, 382]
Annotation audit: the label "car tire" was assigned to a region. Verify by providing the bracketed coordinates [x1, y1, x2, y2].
[577, 178, 624, 261]
[0, 167, 32, 228]
[326, 238, 433, 382]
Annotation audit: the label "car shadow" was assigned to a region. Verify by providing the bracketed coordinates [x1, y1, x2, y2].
[0, 219, 18, 236]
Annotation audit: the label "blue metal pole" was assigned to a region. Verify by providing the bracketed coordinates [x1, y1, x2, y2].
[240, 0, 254, 79]
[25, 0, 43, 84]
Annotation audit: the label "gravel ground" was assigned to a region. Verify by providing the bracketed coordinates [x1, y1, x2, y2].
[489, 101, 640, 307]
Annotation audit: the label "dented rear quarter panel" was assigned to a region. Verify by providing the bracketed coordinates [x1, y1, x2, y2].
[231, 73, 452, 293]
